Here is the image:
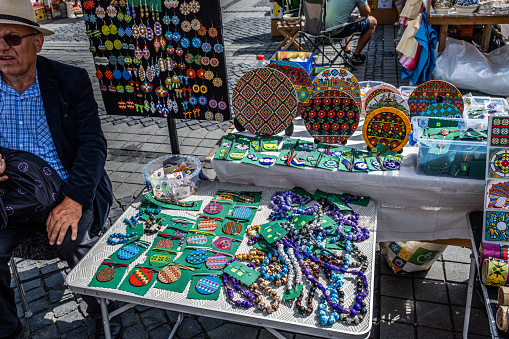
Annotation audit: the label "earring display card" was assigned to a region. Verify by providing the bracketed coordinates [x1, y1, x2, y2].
[80, 0, 230, 121]
[223, 261, 260, 286]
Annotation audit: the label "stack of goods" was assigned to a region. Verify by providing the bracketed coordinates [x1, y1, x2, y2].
[463, 95, 509, 120]
[213, 133, 404, 172]
[88, 185, 375, 327]
[497, 286, 509, 331]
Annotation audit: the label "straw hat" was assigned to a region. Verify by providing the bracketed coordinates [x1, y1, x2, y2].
[0, 0, 54, 36]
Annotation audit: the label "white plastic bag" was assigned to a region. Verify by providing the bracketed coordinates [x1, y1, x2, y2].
[433, 37, 509, 96]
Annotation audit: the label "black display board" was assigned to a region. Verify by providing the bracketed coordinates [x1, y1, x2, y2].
[80, 0, 230, 122]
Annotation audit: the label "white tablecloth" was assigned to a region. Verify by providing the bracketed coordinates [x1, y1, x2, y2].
[212, 118, 485, 242]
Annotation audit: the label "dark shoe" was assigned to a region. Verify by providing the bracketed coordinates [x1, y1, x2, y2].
[95, 315, 123, 339]
[351, 53, 367, 65]
[0, 320, 22, 339]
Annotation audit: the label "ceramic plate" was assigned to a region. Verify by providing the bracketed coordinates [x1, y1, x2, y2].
[366, 92, 410, 116]
[362, 107, 411, 152]
[312, 68, 361, 110]
[420, 102, 462, 118]
[408, 80, 464, 117]
[362, 84, 400, 114]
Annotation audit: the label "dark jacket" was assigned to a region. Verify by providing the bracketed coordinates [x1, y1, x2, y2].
[36, 55, 113, 228]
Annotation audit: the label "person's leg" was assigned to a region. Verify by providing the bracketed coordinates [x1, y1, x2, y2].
[0, 222, 37, 336]
[354, 16, 378, 55]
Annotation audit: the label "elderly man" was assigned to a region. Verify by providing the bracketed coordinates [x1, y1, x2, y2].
[0, 1, 117, 338]
[325, 0, 377, 64]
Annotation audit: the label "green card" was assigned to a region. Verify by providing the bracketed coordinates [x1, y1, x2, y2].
[250, 138, 261, 153]
[187, 272, 222, 300]
[235, 191, 263, 206]
[428, 119, 459, 128]
[290, 214, 314, 230]
[224, 261, 260, 286]
[281, 137, 299, 150]
[326, 238, 346, 250]
[317, 154, 339, 171]
[153, 265, 195, 293]
[282, 284, 304, 300]
[304, 151, 321, 167]
[260, 136, 283, 152]
[292, 187, 314, 200]
[259, 221, 288, 244]
[142, 193, 202, 211]
[89, 262, 129, 289]
[241, 151, 277, 168]
[320, 215, 337, 229]
[253, 239, 275, 253]
[166, 216, 195, 231]
[117, 266, 158, 296]
[295, 140, 314, 152]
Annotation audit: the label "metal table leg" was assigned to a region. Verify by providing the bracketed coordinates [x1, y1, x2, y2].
[264, 327, 286, 339]
[100, 298, 112, 339]
[463, 252, 476, 338]
[168, 312, 184, 339]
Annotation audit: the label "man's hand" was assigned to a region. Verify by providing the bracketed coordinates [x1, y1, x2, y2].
[0, 154, 8, 182]
[46, 196, 83, 246]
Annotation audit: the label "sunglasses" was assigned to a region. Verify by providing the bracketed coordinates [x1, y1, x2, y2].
[0, 33, 39, 47]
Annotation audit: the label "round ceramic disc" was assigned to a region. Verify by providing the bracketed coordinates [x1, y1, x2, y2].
[420, 102, 462, 118]
[186, 250, 209, 264]
[129, 267, 153, 287]
[312, 68, 361, 110]
[187, 235, 207, 245]
[118, 244, 139, 260]
[222, 221, 242, 236]
[233, 67, 298, 135]
[303, 90, 360, 144]
[149, 254, 172, 268]
[363, 84, 400, 114]
[197, 219, 218, 231]
[196, 276, 220, 295]
[358, 80, 386, 92]
[158, 265, 181, 284]
[408, 80, 464, 117]
[490, 149, 509, 178]
[231, 206, 252, 219]
[266, 61, 313, 117]
[156, 239, 174, 249]
[205, 254, 228, 270]
[212, 237, 233, 251]
[362, 107, 411, 152]
[237, 194, 255, 204]
[96, 267, 116, 282]
[366, 93, 410, 116]
[204, 202, 223, 215]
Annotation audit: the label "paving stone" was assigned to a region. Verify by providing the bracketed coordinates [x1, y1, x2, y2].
[44, 271, 66, 289]
[164, 310, 181, 324]
[149, 324, 172, 339]
[29, 311, 55, 331]
[60, 325, 88, 338]
[140, 308, 166, 330]
[52, 298, 78, 318]
[40, 260, 67, 275]
[414, 279, 448, 304]
[176, 317, 202, 339]
[379, 321, 414, 339]
[417, 326, 453, 339]
[27, 298, 50, 315]
[30, 324, 58, 339]
[48, 287, 73, 304]
[294, 334, 326, 339]
[447, 282, 484, 309]
[120, 308, 139, 327]
[113, 183, 143, 199]
[14, 258, 38, 269]
[451, 306, 491, 336]
[197, 316, 224, 331]
[415, 301, 452, 330]
[207, 323, 258, 339]
[444, 262, 470, 283]
[181, 138, 202, 146]
[56, 310, 84, 333]
[18, 266, 40, 281]
[122, 324, 149, 338]
[380, 275, 413, 299]
[21, 278, 42, 292]
[412, 261, 445, 281]
[380, 296, 415, 324]
[25, 286, 46, 303]
[258, 328, 294, 339]
[441, 246, 472, 264]
[135, 305, 152, 312]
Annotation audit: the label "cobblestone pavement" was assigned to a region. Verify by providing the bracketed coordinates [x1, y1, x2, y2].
[8, 0, 490, 338]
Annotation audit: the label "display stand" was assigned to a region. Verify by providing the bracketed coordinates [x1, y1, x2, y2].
[66, 181, 378, 339]
[467, 211, 509, 338]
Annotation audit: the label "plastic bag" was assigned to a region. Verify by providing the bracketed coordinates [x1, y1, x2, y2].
[380, 241, 447, 273]
[433, 37, 509, 96]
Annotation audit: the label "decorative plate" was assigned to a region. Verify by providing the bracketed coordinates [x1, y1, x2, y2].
[420, 102, 462, 118]
[129, 267, 153, 287]
[96, 267, 116, 282]
[117, 244, 139, 260]
[196, 276, 220, 294]
[197, 218, 218, 231]
[222, 221, 243, 235]
[363, 85, 400, 114]
[204, 202, 223, 215]
[233, 68, 298, 135]
[314, 79, 361, 111]
[487, 181, 509, 209]
[231, 206, 253, 219]
[266, 61, 312, 117]
[149, 254, 172, 268]
[205, 254, 228, 270]
[492, 117, 509, 148]
[362, 107, 411, 152]
[156, 239, 174, 248]
[302, 90, 360, 144]
[490, 149, 509, 178]
[212, 237, 233, 251]
[366, 92, 410, 116]
[186, 250, 209, 264]
[158, 265, 181, 284]
[408, 80, 464, 117]
[187, 234, 208, 245]
[313, 68, 361, 110]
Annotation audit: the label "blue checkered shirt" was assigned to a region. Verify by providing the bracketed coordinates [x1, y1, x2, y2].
[0, 74, 69, 181]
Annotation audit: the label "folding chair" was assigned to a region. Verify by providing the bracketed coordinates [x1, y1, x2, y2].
[298, 0, 365, 70]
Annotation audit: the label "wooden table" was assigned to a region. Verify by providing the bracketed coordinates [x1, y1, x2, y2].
[276, 20, 303, 51]
[426, 6, 509, 52]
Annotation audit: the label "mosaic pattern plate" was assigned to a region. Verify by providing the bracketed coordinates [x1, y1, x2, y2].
[312, 68, 361, 110]
[302, 90, 360, 144]
[491, 117, 509, 148]
[490, 149, 509, 178]
[362, 107, 411, 152]
[420, 102, 462, 118]
[233, 68, 298, 135]
[267, 61, 312, 117]
[362, 85, 400, 114]
[366, 93, 410, 116]
[408, 80, 464, 117]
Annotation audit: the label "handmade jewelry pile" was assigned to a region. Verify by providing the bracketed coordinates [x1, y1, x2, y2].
[90, 187, 372, 327]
